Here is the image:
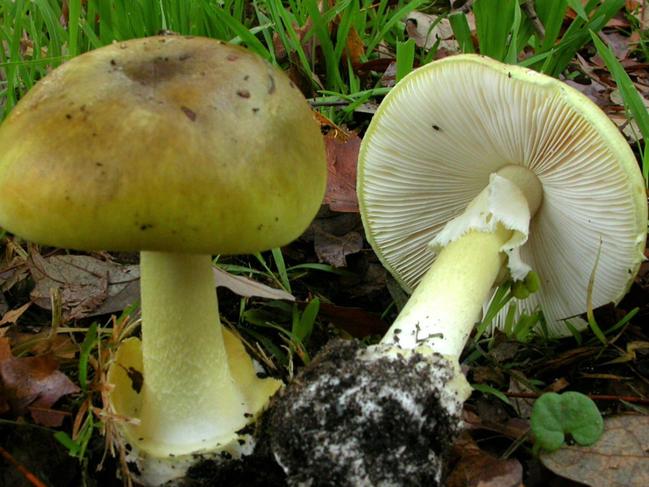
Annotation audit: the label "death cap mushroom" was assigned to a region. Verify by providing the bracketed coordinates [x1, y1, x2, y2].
[0, 35, 326, 255]
[359, 54, 647, 336]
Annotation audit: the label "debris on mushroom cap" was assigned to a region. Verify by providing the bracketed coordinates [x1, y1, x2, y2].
[0, 35, 326, 255]
[358, 54, 647, 336]
[268, 339, 466, 486]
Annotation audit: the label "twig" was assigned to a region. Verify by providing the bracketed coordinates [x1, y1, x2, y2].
[523, 0, 546, 38]
[0, 445, 48, 487]
[308, 99, 350, 107]
[505, 391, 649, 405]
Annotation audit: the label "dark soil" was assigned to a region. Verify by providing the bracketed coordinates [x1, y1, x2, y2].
[267, 339, 463, 486]
[0, 424, 80, 487]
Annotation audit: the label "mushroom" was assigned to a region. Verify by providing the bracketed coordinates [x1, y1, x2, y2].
[268, 54, 647, 485]
[0, 36, 327, 484]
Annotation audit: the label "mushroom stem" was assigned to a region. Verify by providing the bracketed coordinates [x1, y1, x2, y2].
[381, 225, 512, 358]
[381, 165, 543, 374]
[138, 251, 246, 455]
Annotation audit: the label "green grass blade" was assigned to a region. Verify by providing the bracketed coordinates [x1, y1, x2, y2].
[474, 0, 515, 61]
[449, 12, 475, 54]
[566, 0, 588, 20]
[395, 38, 415, 82]
[540, 0, 625, 76]
[535, 0, 568, 51]
[365, 0, 426, 55]
[271, 248, 291, 293]
[304, 0, 344, 91]
[504, 0, 522, 64]
[78, 322, 98, 393]
[67, 0, 82, 57]
[591, 31, 649, 183]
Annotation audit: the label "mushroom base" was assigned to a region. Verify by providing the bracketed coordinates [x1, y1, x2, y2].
[268, 339, 468, 486]
[107, 330, 281, 486]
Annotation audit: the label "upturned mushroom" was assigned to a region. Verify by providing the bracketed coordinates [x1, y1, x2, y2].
[269, 54, 647, 485]
[0, 36, 326, 484]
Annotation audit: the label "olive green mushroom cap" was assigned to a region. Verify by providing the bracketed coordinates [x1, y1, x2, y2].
[0, 36, 326, 254]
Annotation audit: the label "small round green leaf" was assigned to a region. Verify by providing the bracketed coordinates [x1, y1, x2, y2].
[531, 391, 604, 452]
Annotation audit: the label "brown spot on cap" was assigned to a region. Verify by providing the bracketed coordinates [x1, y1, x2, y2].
[181, 106, 197, 121]
[237, 90, 251, 99]
[227, 54, 239, 61]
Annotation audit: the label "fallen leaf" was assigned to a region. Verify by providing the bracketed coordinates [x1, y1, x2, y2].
[343, 25, 365, 67]
[541, 415, 649, 487]
[564, 79, 610, 106]
[314, 226, 363, 268]
[463, 409, 530, 441]
[405, 11, 459, 53]
[29, 254, 139, 320]
[28, 334, 78, 361]
[447, 433, 523, 487]
[599, 31, 632, 60]
[0, 293, 7, 317]
[609, 89, 649, 142]
[31, 253, 297, 321]
[0, 302, 31, 326]
[379, 61, 397, 87]
[0, 343, 80, 426]
[508, 375, 535, 419]
[0, 337, 11, 361]
[323, 130, 361, 213]
[0, 257, 30, 293]
[213, 266, 295, 301]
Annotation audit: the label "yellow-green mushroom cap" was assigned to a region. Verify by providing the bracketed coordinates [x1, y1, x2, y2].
[0, 36, 326, 254]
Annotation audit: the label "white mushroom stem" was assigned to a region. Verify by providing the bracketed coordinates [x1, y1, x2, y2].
[138, 251, 248, 456]
[382, 225, 512, 356]
[381, 165, 543, 383]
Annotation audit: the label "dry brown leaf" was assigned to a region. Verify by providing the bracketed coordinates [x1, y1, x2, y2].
[213, 266, 295, 301]
[314, 226, 363, 268]
[447, 433, 523, 487]
[0, 257, 30, 293]
[405, 11, 460, 53]
[541, 415, 649, 487]
[0, 343, 79, 426]
[0, 337, 11, 361]
[30, 254, 139, 320]
[0, 302, 31, 326]
[30, 253, 299, 322]
[323, 130, 361, 213]
[343, 25, 365, 67]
